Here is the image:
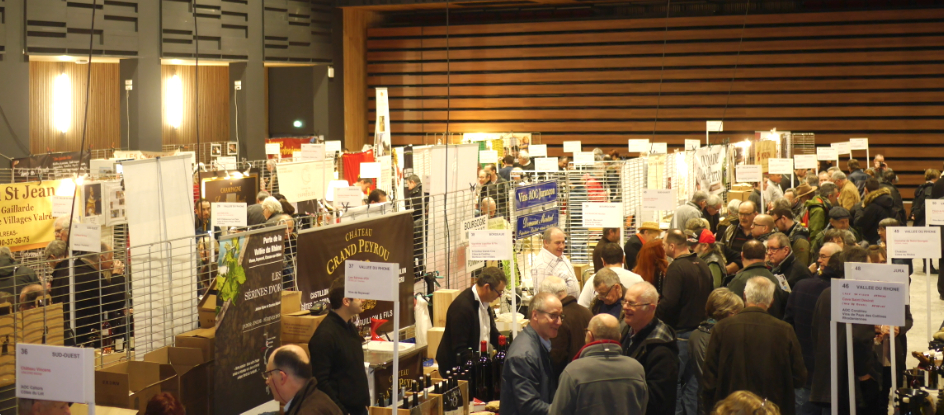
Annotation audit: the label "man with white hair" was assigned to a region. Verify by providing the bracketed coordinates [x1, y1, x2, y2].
[550, 313, 648, 415]
[53, 216, 71, 242]
[621, 282, 679, 415]
[832, 170, 860, 211]
[516, 149, 534, 171]
[261, 196, 284, 227]
[540, 276, 593, 378]
[701, 194, 723, 234]
[532, 227, 580, 298]
[670, 191, 708, 230]
[578, 243, 643, 308]
[248, 190, 272, 226]
[702, 277, 806, 415]
[501, 291, 562, 415]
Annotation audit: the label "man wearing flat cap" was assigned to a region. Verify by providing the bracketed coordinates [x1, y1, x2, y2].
[810, 206, 862, 258]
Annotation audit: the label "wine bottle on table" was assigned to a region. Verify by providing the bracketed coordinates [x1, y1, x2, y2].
[492, 335, 507, 400]
[475, 340, 492, 401]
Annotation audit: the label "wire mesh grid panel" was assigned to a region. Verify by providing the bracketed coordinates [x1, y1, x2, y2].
[563, 161, 622, 266]
[621, 158, 646, 235]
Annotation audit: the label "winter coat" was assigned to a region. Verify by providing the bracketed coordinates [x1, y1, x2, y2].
[549, 340, 648, 415]
[550, 296, 593, 379]
[783, 270, 834, 388]
[592, 236, 613, 273]
[623, 234, 644, 272]
[804, 196, 831, 242]
[500, 325, 557, 415]
[283, 378, 344, 415]
[911, 182, 935, 226]
[719, 222, 754, 270]
[699, 250, 725, 289]
[671, 201, 703, 230]
[621, 319, 679, 415]
[880, 183, 907, 224]
[689, 319, 716, 415]
[436, 287, 500, 374]
[50, 257, 122, 347]
[771, 252, 812, 291]
[725, 262, 787, 319]
[854, 187, 895, 244]
[657, 253, 713, 332]
[784, 222, 812, 266]
[0, 255, 40, 297]
[308, 311, 370, 414]
[838, 180, 860, 211]
[702, 307, 807, 415]
[848, 169, 869, 196]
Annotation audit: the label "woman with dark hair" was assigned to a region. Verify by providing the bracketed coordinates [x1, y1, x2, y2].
[144, 392, 185, 415]
[633, 239, 669, 296]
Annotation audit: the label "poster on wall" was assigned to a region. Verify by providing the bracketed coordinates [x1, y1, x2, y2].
[214, 227, 284, 415]
[103, 182, 127, 226]
[374, 88, 392, 157]
[201, 175, 259, 204]
[11, 152, 91, 181]
[694, 146, 725, 195]
[0, 180, 74, 251]
[210, 143, 222, 157]
[265, 137, 317, 160]
[80, 182, 103, 224]
[295, 211, 414, 331]
[276, 160, 329, 203]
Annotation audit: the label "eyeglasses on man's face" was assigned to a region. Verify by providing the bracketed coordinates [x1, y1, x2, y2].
[766, 245, 786, 252]
[595, 284, 616, 299]
[262, 369, 282, 381]
[623, 302, 652, 309]
[535, 309, 564, 321]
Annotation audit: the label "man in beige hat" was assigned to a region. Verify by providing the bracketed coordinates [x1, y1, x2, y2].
[791, 182, 817, 221]
[624, 221, 662, 271]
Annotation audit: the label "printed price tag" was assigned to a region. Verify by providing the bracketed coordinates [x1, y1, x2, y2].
[735, 165, 763, 183]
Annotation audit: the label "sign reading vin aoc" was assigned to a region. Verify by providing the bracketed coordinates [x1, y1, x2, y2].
[295, 211, 415, 331]
[514, 181, 558, 211]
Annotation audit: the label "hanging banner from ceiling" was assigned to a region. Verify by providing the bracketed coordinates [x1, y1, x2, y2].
[694, 145, 725, 195]
[264, 137, 317, 160]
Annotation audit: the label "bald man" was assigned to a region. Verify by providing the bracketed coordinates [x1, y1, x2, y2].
[751, 214, 776, 242]
[264, 344, 343, 415]
[550, 314, 648, 415]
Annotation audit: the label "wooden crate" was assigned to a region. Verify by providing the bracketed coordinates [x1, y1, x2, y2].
[369, 393, 442, 415]
[432, 289, 462, 327]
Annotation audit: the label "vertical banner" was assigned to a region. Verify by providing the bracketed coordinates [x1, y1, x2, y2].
[295, 211, 415, 330]
[375, 87, 392, 157]
[694, 146, 725, 195]
[214, 227, 285, 415]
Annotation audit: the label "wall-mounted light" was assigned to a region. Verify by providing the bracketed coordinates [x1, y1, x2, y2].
[53, 73, 72, 133]
[293, 120, 303, 128]
[166, 74, 183, 129]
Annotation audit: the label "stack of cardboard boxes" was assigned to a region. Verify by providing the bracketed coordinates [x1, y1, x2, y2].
[280, 291, 326, 357]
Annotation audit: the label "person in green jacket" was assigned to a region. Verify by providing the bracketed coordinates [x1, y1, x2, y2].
[804, 182, 837, 243]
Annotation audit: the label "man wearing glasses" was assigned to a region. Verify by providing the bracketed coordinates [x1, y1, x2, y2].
[436, 267, 507, 376]
[263, 344, 343, 415]
[719, 200, 758, 275]
[767, 232, 812, 291]
[750, 214, 776, 243]
[500, 291, 562, 415]
[53, 216, 71, 242]
[770, 207, 811, 267]
[620, 281, 679, 415]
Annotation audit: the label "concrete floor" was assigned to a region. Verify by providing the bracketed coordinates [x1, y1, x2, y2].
[905, 259, 943, 369]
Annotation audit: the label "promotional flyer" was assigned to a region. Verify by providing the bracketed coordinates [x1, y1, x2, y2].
[0, 180, 74, 251]
[295, 211, 414, 331]
[213, 228, 284, 415]
[201, 175, 259, 204]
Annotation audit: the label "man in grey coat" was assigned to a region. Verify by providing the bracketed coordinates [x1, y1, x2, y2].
[501, 292, 563, 415]
[670, 191, 708, 230]
[550, 314, 647, 415]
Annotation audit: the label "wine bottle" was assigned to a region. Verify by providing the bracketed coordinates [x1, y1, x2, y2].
[476, 340, 492, 401]
[492, 335, 507, 401]
[462, 347, 476, 399]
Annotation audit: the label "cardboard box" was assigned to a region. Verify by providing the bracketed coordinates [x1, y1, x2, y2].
[71, 403, 138, 415]
[94, 349, 133, 369]
[198, 291, 217, 329]
[433, 289, 462, 327]
[573, 264, 590, 286]
[426, 327, 444, 360]
[175, 328, 216, 362]
[95, 361, 178, 414]
[282, 291, 302, 314]
[281, 310, 326, 344]
[18, 303, 65, 345]
[144, 347, 212, 415]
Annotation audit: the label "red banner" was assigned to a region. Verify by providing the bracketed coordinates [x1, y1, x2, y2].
[264, 137, 316, 159]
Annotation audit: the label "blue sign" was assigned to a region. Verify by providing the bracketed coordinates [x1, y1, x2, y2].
[516, 209, 560, 238]
[514, 181, 559, 211]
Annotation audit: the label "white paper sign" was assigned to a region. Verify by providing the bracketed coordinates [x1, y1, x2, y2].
[335, 187, 365, 208]
[627, 139, 650, 153]
[70, 223, 101, 252]
[325, 140, 342, 155]
[534, 157, 559, 172]
[582, 203, 623, 228]
[563, 141, 582, 153]
[927, 199, 944, 226]
[816, 147, 838, 161]
[211, 202, 247, 228]
[735, 165, 763, 183]
[265, 143, 281, 155]
[217, 156, 237, 170]
[845, 262, 911, 304]
[831, 141, 851, 155]
[794, 154, 818, 170]
[685, 139, 701, 151]
[650, 142, 668, 154]
[344, 260, 398, 302]
[301, 143, 326, 162]
[461, 216, 489, 244]
[768, 158, 794, 175]
[468, 230, 512, 260]
[831, 279, 906, 327]
[479, 150, 498, 164]
[360, 162, 381, 178]
[886, 226, 942, 259]
[276, 160, 328, 203]
[849, 138, 869, 151]
[529, 144, 547, 157]
[17, 344, 94, 404]
[52, 196, 74, 217]
[641, 189, 676, 210]
[292, 151, 301, 160]
[706, 120, 724, 132]
[574, 152, 595, 165]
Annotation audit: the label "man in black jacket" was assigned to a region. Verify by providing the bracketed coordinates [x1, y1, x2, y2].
[767, 232, 812, 290]
[624, 221, 661, 272]
[591, 228, 620, 272]
[933, 175, 944, 299]
[436, 267, 506, 374]
[854, 178, 895, 245]
[308, 277, 370, 415]
[621, 282, 679, 415]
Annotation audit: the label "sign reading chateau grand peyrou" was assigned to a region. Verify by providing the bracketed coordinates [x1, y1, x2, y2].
[514, 181, 558, 211]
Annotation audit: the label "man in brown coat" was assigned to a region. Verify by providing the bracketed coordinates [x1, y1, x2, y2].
[265, 344, 343, 415]
[703, 277, 807, 415]
[540, 276, 593, 378]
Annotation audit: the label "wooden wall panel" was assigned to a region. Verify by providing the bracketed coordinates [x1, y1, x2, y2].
[366, 7, 944, 200]
[30, 62, 120, 154]
[161, 65, 231, 147]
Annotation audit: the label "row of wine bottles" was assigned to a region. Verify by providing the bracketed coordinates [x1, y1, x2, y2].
[374, 371, 465, 411]
[452, 335, 509, 403]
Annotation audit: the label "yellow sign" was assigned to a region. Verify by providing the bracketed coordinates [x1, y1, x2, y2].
[0, 180, 73, 251]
